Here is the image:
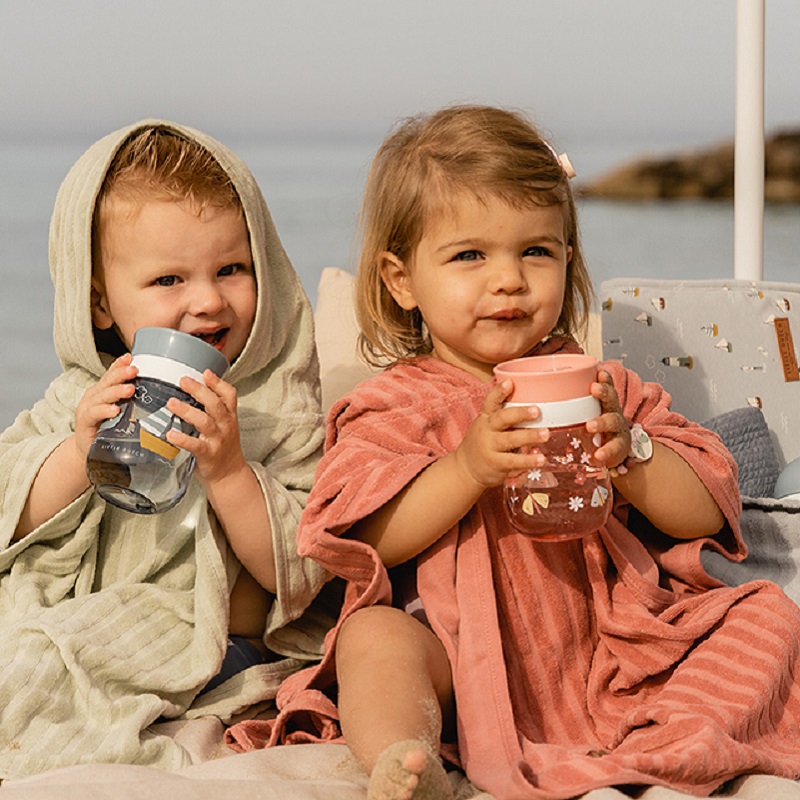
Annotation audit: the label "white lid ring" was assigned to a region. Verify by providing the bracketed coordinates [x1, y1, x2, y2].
[505, 395, 601, 429]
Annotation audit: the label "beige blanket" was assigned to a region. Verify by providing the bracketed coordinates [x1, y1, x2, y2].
[2, 725, 800, 800]
[0, 120, 334, 778]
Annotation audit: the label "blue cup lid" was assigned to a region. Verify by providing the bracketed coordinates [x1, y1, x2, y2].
[131, 328, 229, 377]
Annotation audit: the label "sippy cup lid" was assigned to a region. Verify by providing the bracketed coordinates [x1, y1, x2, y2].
[493, 354, 598, 403]
[131, 328, 230, 378]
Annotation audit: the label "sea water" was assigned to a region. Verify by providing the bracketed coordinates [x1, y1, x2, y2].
[1, 132, 799, 429]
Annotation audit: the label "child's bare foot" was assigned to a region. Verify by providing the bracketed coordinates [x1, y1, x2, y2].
[367, 739, 454, 800]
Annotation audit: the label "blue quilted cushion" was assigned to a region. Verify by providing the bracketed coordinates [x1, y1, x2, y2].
[702, 406, 781, 498]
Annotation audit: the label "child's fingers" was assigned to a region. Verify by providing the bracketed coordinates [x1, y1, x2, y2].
[97, 355, 137, 390]
[587, 409, 631, 470]
[586, 371, 626, 438]
[108, 352, 133, 370]
[75, 359, 138, 454]
[87, 377, 135, 405]
[79, 403, 116, 431]
[483, 380, 515, 414]
[484, 381, 545, 432]
[591, 370, 622, 415]
[495, 432, 550, 473]
[165, 395, 209, 434]
[93, 386, 135, 422]
[178, 372, 237, 416]
[587, 410, 626, 437]
[165, 376, 240, 467]
[106, 352, 135, 375]
[495, 404, 546, 434]
[201, 369, 236, 402]
[465, 438, 546, 488]
[501, 424, 550, 452]
[585, 375, 632, 471]
[81, 360, 136, 416]
[593, 437, 630, 470]
[165, 425, 202, 455]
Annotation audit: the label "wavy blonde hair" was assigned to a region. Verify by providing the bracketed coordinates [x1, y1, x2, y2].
[355, 105, 593, 366]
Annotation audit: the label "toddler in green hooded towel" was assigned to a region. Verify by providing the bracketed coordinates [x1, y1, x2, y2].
[0, 122, 335, 777]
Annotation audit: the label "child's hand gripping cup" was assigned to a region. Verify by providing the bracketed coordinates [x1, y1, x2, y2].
[494, 354, 612, 541]
[86, 327, 230, 514]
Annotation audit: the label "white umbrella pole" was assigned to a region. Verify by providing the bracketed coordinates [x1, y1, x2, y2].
[734, 0, 765, 281]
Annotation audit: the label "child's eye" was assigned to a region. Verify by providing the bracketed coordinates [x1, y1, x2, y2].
[154, 275, 179, 287]
[218, 263, 248, 277]
[453, 250, 482, 263]
[524, 245, 553, 258]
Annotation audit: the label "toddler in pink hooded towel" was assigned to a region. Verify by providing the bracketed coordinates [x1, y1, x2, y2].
[227, 105, 800, 800]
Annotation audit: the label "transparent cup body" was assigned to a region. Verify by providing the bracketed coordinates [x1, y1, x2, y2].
[86, 377, 200, 514]
[85, 327, 229, 515]
[504, 421, 612, 541]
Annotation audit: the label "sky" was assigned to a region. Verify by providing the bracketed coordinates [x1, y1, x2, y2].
[1, 0, 799, 428]
[1, 0, 799, 155]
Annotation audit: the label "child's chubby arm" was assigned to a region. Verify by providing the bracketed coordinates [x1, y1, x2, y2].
[165, 370, 277, 595]
[13, 354, 138, 541]
[589, 369, 725, 540]
[349, 380, 549, 568]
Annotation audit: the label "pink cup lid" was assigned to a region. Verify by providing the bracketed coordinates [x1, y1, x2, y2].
[493, 354, 598, 403]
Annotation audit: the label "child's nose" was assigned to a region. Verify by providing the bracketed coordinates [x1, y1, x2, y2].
[190, 282, 226, 315]
[489, 257, 527, 293]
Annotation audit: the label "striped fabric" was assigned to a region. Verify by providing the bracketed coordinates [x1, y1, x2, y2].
[0, 120, 331, 778]
[228, 340, 800, 798]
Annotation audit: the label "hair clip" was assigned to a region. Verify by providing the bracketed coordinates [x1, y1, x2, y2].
[544, 142, 577, 180]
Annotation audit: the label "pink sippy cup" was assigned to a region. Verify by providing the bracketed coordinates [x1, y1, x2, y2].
[493, 354, 612, 541]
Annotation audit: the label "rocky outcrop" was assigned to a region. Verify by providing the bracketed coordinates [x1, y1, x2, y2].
[580, 129, 800, 203]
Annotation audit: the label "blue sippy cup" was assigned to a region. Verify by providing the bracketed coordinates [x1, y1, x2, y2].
[86, 327, 229, 514]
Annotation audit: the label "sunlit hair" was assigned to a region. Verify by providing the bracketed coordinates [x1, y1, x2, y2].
[93, 127, 243, 267]
[355, 105, 593, 366]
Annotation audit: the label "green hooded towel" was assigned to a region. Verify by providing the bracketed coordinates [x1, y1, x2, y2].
[0, 120, 335, 778]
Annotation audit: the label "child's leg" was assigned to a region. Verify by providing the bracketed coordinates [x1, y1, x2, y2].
[336, 606, 454, 800]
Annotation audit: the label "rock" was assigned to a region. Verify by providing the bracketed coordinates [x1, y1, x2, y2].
[579, 129, 800, 203]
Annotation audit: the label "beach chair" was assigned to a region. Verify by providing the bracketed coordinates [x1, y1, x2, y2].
[600, 277, 800, 481]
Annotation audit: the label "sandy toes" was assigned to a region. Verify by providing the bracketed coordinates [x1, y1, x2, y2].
[367, 739, 454, 800]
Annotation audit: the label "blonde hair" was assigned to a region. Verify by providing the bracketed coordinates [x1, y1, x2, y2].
[355, 105, 593, 366]
[93, 126, 242, 264]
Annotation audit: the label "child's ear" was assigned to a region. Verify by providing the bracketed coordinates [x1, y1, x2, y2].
[90, 277, 114, 330]
[378, 252, 417, 311]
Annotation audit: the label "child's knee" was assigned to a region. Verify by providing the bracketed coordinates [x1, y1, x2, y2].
[337, 606, 431, 667]
[339, 606, 409, 649]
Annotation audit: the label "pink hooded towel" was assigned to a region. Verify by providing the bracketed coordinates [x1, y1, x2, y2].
[227, 340, 800, 798]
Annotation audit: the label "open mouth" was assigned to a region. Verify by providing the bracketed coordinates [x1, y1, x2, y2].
[192, 329, 228, 349]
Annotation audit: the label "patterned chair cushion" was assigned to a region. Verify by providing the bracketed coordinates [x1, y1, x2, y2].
[600, 278, 800, 469]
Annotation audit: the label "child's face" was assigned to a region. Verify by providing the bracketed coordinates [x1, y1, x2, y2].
[381, 192, 571, 381]
[92, 198, 256, 364]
